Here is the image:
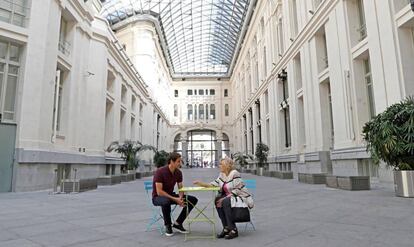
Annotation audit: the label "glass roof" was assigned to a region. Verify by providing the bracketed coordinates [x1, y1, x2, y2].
[100, 0, 254, 78]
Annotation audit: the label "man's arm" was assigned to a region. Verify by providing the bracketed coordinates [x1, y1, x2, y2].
[177, 182, 185, 199]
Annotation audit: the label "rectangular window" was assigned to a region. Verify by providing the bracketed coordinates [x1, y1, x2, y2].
[364, 58, 375, 119]
[52, 69, 64, 132]
[131, 96, 136, 112]
[291, 0, 299, 36]
[199, 104, 204, 119]
[187, 104, 193, 120]
[0, 0, 28, 27]
[120, 109, 126, 141]
[131, 117, 135, 140]
[58, 16, 71, 55]
[174, 104, 178, 117]
[194, 89, 197, 95]
[198, 89, 204, 95]
[121, 84, 127, 105]
[210, 104, 215, 119]
[278, 18, 284, 55]
[205, 104, 209, 120]
[284, 106, 291, 148]
[210, 89, 215, 95]
[187, 89, 193, 95]
[263, 46, 267, 79]
[174, 89, 178, 97]
[224, 89, 228, 97]
[357, 0, 367, 40]
[0, 41, 20, 122]
[294, 53, 302, 90]
[224, 104, 229, 117]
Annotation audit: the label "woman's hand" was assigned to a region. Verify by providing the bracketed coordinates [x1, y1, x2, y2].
[193, 180, 202, 186]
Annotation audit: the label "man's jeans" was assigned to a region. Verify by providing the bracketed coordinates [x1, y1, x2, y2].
[153, 193, 198, 226]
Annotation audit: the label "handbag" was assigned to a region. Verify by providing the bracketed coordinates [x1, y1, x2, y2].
[232, 207, 251, 223]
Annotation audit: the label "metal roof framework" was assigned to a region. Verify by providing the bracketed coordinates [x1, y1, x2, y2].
[100, 0, 254, 78]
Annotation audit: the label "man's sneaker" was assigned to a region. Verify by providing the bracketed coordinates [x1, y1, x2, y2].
[173, 223, 189, 234]
[165, 225, 174, 237]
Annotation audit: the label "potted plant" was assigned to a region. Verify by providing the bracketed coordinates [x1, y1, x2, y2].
[362, 97, 414, 197]
[255, 143, 269, 176]
[233, 152, 253, 172]
[107, 140, 156, 175]
[154, 150, 169, 168]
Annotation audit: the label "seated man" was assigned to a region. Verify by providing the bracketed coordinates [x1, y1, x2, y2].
[152, 152, 198, 236]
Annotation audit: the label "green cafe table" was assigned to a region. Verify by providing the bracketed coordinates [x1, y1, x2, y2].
[178, 186, 220, 241]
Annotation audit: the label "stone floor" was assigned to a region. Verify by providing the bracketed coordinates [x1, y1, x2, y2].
[0, 168, 413, 247]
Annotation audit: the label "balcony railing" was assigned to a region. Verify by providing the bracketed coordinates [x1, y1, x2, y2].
[0, 0, 30, 27]
[357, 23, 367, 41]
[58, 39, 71, 56]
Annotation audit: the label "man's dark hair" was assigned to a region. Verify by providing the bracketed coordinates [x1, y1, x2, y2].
[167, 152, 181, 165]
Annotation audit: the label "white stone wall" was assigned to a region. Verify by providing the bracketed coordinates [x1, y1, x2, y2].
[2, 0, 167, 191]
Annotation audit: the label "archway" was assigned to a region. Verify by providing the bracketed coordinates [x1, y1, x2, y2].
[186, 130, 217, 168]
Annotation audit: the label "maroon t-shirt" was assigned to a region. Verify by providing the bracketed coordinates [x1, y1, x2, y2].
[152, 166, 183, 198]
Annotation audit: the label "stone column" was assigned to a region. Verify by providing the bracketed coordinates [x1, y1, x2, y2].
[181, 134, 188, 166]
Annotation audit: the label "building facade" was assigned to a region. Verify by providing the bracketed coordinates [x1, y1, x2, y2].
[231, 0, 414, 183]
[0, 0, 413, 191]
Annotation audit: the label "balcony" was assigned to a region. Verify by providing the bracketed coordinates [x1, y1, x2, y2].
[58, 39, 71, 56]
[357, 23, 367, 41]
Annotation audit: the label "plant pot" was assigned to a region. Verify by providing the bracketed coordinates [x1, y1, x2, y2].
[257, 167, 264, 176]
[394, 171, 414, 198]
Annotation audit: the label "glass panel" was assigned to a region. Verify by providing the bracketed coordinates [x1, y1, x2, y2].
[12, 13, 24, 26]
[0, 41, 7, 59]
[0, 9, 11, 23]
[8, 65, 19, 75]
[209, 89, 215, 95]
[101, 0, 252, 76]
[4, 75, 17, 116]
[14, 0, 26, 14]
[9, 45, 19, 62]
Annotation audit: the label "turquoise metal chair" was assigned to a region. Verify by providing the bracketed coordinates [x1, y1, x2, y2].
[242, 179, 256, 231]
[144, 181, 177, 234]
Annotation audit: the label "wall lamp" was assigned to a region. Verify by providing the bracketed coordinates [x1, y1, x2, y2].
[277, 69, 287, 80]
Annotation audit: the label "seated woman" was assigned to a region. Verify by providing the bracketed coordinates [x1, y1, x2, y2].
[193, 157, 254, 240]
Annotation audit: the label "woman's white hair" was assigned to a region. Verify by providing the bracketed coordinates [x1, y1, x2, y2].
[220, 157, 235, 171]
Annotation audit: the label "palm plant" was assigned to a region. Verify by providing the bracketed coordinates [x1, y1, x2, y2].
[107, 140, 156, 171]
[362, 97, 414, 170]
[233, 152, 253, 168]
[255, 143, 269, 168]
[154, 150, 169, 168]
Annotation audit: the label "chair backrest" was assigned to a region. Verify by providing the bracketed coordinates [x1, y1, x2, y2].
[144, 181, 153, 197]
[243, 179, 256, 196]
